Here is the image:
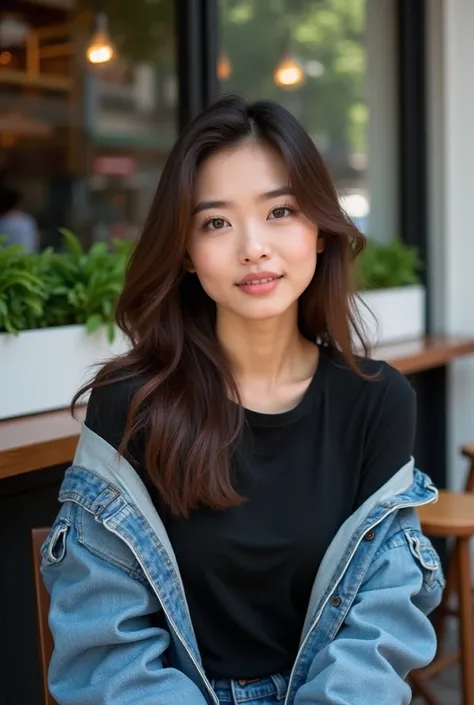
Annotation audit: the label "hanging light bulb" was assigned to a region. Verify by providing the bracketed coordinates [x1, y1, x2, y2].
[217, 52, 232, 81]
[86, 12, 116, 65]
[274, 54, 305, 89]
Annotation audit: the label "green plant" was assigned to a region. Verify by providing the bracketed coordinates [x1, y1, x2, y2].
[355, 239, 422, 291]
[0, 230, 132, 340]
[0, 242, 46, 333]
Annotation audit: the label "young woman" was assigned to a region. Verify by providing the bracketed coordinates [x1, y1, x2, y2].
[41, 96, 444, 705]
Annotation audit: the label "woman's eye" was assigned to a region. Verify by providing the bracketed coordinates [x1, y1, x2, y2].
[269, 206, 293, 220]
[203, 216, 229, 231]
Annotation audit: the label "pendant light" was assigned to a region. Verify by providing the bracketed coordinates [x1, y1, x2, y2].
[273, 24, 305, 89]
[217, 52, 232, 81]
[274, 54, 305, 88]
[86, 12, 116, 65]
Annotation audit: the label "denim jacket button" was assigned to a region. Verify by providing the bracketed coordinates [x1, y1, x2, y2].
[331, 596, 341, 607]
[364, 530, 375, 541]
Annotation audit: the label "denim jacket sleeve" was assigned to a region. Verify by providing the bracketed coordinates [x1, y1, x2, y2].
[41, 502, 208, 705]
[293, 508, 444, 705]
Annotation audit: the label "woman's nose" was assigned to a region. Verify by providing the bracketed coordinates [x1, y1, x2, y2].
[239, 224, 271, 263]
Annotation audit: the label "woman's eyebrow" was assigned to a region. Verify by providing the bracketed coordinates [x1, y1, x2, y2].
[193, 187, 293, 215]
[193, 199, 230, 215]
[259, 186, 294, 201]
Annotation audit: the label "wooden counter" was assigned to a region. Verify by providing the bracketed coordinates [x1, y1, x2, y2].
[373, 335, 474, 375]
[2, 335, 474, 481]
[0, 406, 85, 480]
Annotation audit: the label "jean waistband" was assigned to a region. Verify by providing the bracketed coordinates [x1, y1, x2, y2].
[210, 672, 290, 703]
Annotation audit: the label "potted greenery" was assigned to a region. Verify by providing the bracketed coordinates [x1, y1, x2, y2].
[0, 232, 424, 419]
[355, 239, 425, 346]
[0, 230, 130, 420]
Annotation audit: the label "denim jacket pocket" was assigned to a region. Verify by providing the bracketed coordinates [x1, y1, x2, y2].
[41, 517, 71, 567]
[404, 529, 445, 593]
[76, 504, 144, 579]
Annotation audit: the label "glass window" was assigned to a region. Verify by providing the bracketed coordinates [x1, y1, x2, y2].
[0, 0, 176, 250]
[218, 0, 399, 240]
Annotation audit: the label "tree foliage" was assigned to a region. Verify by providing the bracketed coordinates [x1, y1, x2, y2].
[220, 0, 367, 161]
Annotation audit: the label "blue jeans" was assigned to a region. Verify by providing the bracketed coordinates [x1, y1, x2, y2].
[211, 673, 290, 704]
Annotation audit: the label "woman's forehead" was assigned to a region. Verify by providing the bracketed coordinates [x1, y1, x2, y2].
[194, 142, 290, 202]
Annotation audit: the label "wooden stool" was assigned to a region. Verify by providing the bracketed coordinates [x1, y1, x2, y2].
[436, 447, 474, 657]
[32, 528, 56, 705]
[412, 491, 474, 705]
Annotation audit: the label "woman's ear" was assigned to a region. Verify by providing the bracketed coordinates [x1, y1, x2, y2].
[183, 252, 196, 273]
[317, 236, 325, 254]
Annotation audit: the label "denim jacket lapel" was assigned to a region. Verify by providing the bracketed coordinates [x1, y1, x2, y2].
[72, 425, 219, 704]
[300, 459, 437, 639]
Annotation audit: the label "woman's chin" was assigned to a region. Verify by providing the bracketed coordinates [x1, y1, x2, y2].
[227, 299, 298, 322]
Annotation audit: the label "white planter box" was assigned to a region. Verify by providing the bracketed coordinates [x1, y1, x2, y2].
[357, 284, 426, 346]
[0, 324, 129, 420]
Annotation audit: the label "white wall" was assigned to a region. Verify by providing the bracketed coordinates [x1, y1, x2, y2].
[427, 0, 474, 490]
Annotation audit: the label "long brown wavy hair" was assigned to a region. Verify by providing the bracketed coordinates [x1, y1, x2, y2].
[74, 95, 369, 517]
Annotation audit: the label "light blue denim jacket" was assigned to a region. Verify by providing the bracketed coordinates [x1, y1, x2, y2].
[41, 424, 444, 705]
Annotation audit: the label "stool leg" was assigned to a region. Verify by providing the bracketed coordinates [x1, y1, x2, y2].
[457, 537, 474, 705]
[409, 673, 440, 705]
[435, 547, 458, 654]
[466, 460, 474, 493]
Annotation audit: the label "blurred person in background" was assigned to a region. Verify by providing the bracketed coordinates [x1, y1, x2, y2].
[0, 186, 40, 252]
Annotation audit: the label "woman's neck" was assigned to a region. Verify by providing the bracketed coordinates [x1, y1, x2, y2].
[216, 305, 318, 390]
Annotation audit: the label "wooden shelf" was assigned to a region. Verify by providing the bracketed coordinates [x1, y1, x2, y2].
[1, 335, 474, 481]
[0, 68, 73, 92]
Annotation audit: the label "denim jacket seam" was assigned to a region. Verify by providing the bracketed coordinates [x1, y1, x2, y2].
[75, 503, 84, 544]
[60, 465, 121, 515]
[59, 487, 119, 518]
[104, 500, 129, 525]
[372, 528, 436, 563]
[370, 534, 444, 593]
[77, 536, 140, 577]
[65, 477, 200, 625]
[96, 490, 186, 599]
[59, 490, 91, 509]
[324, 540, 388, 643]
[324, 591, 356, 643]
[372, 535, 407, 561]
[109, 512, 189, 605]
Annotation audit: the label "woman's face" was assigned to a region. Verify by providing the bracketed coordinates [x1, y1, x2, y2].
[187, 140, 320, 322]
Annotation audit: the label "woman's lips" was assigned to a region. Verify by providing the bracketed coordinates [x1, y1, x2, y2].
[236, 274, 283, 295]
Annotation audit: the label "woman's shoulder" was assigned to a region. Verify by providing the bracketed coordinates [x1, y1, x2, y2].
[360, 356, 415, 404]
[85, 372, 144, 453]
[324, 348, 414, 400]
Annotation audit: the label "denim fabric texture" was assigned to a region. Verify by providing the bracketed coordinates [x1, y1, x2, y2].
[210, 673, 290, 704]
[41, 425, 444, 705]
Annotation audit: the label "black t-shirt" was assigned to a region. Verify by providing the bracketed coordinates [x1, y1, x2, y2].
[85, 349, 416, 680]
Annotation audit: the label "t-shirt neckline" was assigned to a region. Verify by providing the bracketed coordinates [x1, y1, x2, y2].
[244, 346, 328, 428]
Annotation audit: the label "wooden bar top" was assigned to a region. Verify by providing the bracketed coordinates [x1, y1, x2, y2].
[373, 335, 474, 375]
[2, 334, 474, 481]
[0, 406, 86, 480]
